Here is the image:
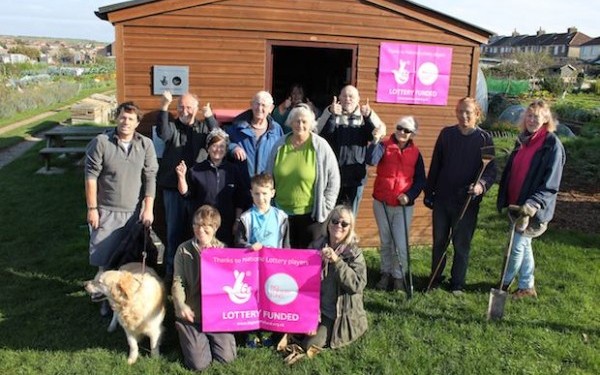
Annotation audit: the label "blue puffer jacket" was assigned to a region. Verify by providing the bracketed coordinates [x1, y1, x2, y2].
[226, 109, 284, 177]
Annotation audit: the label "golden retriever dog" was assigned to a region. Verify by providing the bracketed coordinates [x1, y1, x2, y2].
[84, 262, 165, 364]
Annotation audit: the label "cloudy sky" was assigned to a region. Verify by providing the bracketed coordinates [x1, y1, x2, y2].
[0, 0, 598, 42]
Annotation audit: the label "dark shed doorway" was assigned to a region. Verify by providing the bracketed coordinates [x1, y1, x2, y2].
[267, 41, 357, 113]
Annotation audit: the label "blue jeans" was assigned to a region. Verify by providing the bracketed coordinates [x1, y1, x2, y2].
[503, 232, 535, 289]
[430, 200, 479, 290]
[373, 200, 413, 279]
[163, 189, 188, 276]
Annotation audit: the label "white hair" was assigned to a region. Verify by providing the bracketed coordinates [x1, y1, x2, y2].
[286, 103, 317, 130]
[252, 91, 274, 106]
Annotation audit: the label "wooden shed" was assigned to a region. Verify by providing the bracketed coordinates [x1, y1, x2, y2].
[96, 0, 491, 246]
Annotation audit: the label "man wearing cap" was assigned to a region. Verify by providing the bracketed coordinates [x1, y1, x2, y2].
[317, 85, 385, 216]
[157, 91, 218, 281]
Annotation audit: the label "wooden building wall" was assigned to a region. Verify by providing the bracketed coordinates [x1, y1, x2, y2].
[103, 0, 488, 246]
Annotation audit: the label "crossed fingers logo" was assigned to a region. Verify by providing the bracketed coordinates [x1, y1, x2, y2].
[223, 270, 252, 304]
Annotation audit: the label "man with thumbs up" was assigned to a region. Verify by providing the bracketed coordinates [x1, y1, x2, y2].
[317, 85, 385, 215]
[156, 90, 219, 283]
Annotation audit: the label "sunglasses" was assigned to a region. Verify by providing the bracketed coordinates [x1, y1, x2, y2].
[330, 218, 350, 228]
[395, 126, 413, 134]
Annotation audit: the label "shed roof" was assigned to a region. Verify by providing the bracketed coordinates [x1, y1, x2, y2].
[95, 0, 492, 44]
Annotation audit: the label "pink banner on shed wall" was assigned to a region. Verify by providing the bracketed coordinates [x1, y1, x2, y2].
[376, 42, 453, 105]
[201, 248, 321, 333]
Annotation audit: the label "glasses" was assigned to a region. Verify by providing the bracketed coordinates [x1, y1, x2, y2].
[396, 126, 413, 134]
[193, 222, 214, 229]
[330, 218, 350, 228]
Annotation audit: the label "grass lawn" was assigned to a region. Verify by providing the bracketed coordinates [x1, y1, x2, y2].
[0, 86, 116, 151]
[0, 111, 71, 151]
[0, 85, 116, 129]
[0, 141, 598, 375]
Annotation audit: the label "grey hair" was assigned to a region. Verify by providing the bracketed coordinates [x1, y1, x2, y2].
[285, 103, 317, 130]
[395, 115, 419, 134]
[252, 91, 274, 106]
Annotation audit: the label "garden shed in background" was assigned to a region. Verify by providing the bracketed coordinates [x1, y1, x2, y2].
[96, 0, 492, 245]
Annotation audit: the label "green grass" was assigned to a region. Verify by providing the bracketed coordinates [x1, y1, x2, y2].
[0, 84, 115, 128]
[0, 111, 71, 150]
[0, 143, 598, 374]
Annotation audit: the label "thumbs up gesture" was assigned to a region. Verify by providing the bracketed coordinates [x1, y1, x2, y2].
[160, 90, 173, 110]
[360, 98, 371, 117]
[202, 102, 213, 118]
[330, 96, 342, 116]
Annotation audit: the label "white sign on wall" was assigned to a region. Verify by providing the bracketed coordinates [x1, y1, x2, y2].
[152, 65, 189, 95]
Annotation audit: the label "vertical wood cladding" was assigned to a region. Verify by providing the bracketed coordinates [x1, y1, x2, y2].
[105, 0, 489, 245]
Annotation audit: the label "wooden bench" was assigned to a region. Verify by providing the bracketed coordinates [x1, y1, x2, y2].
[62, 135, 96, 142]
[39, 146, 87, 171]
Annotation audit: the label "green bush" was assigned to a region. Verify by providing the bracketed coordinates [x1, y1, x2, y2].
[541, 75, 568, 96]
[562, 137, 600, 185]
[590, 81, 600, 95]
[552, 96, 600, 123]
[0, 77, 114, 120]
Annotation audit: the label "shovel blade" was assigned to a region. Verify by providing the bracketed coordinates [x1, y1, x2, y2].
[487, 288, 508, 321]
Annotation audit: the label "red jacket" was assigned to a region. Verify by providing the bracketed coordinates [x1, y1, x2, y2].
[372, 138, 422, 206]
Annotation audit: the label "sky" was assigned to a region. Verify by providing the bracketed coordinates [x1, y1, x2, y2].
[0, 0, 598, 43]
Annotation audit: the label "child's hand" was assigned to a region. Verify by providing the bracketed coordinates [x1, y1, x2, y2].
[251, 242, 263, 251]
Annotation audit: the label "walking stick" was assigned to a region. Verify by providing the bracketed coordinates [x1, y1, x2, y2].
[382, 201, 409, 296]
[401, 205, 414, 299]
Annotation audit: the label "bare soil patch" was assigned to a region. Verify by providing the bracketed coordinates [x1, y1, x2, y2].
[553, 185, 600, 234]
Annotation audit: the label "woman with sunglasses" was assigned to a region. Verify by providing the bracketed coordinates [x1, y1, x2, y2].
[367, 116, 426, 291]
[281, 205, 367, 362]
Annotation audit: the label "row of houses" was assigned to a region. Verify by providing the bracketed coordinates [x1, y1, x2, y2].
[482, 27, 600, 63]
[0, 39, 112, 65]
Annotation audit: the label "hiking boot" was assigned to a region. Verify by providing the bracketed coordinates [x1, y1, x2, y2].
[375, 273, 391, 290]
[512, 288, 537, 300]
[392, 278, 405, 291]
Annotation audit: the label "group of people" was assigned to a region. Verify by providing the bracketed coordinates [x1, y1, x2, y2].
[84, 85, 564, 370]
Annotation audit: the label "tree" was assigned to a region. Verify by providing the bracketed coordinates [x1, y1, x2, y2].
[511, 51, 553, 82]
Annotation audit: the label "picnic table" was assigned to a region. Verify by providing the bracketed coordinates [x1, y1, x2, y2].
[39, 125, 109, 171]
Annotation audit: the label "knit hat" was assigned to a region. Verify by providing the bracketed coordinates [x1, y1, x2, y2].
[206, 128, 229, 146]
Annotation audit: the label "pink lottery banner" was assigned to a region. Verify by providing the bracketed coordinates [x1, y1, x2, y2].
[376, 42, 453, 106]
[200, 248, 321, 333]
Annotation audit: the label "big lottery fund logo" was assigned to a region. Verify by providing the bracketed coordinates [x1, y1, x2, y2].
[264, 273, 299, 305]
[223, 270, 252, 304]
[417, 62, 439, 85]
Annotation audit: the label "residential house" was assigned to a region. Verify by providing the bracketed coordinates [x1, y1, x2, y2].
[482, 27, 591, 62]
[580, 37, 600, 63]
